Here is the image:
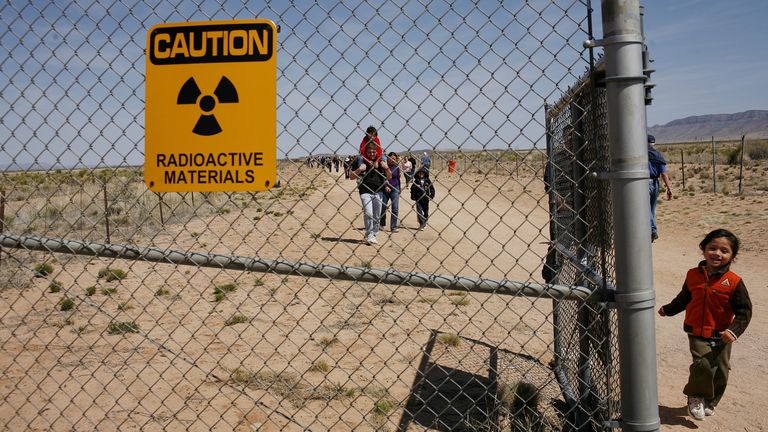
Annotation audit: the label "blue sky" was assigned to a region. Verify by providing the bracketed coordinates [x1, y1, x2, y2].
[1, 0, 587, 166]
[2, 1, 765, 168]
[632, 1, 768, 126]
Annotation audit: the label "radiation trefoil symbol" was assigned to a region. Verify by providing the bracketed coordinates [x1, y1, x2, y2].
[177, 76, 239, 136]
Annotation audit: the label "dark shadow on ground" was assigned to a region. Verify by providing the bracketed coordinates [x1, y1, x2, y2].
[320, 237, 367, 244]
[659, 405, 699, 429]
[396, 330, 565, 432]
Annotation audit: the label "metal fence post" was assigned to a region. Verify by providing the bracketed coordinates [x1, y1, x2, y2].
[0, 189, 4, 267]
[711, 136, 717, 192]
[739, 135, 745, 194]
[102, 180, 111, 244]
[158, 193, 164, 226]
[599, 1, 660, 430]
[680, 149, 686, 191]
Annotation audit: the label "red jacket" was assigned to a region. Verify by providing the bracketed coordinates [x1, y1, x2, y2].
[662, 261, 752, 339]
[359, 136, 382, 160]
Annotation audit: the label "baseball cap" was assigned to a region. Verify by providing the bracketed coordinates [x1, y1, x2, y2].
[647, 134, 656, 144]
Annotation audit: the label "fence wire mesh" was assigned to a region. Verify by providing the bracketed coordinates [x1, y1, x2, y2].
[1, 1, 620, 431]
[545, 60, 620, 431]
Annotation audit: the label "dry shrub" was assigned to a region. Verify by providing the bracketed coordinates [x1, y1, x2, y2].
[747, 141, 768, 160]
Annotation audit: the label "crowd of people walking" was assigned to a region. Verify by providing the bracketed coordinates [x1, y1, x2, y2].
[304, 126, 435, 245]
[350, 126, 436, 244]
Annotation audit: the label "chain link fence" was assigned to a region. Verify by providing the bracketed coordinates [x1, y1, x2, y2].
[545, 59, 620, 431]
[1, 1, 621, 430]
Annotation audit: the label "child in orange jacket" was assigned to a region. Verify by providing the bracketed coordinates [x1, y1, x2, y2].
[658, 229, 752, 421]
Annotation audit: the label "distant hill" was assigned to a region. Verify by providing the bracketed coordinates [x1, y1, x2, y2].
[648, 110, 768, 143]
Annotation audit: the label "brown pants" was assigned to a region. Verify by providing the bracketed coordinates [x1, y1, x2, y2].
[683, 335, 732, 406]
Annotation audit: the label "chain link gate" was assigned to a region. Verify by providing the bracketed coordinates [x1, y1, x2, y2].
[1, 1, 622, 431]
[545, 59, 620, 431]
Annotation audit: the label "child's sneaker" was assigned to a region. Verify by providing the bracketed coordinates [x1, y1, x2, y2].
[687, 397, 705, 420]
[704, 403, 715, 417]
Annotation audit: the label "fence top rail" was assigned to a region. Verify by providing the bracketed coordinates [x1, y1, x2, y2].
[1, 233, 595, 301]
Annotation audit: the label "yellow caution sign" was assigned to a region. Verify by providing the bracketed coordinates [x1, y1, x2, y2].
[145, 20, 277, 192]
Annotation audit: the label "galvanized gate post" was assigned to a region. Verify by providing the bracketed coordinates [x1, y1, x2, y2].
[598, 1, 660, 431]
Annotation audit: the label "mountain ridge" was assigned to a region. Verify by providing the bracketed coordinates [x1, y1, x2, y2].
[648, 109, 768, 143]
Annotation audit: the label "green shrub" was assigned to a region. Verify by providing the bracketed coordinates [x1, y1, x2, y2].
[85, 286, 96, 296]
[2, 214, 14, 227]
[747, 141, 768, 160]
[117, 302, 133, 311]
[98, 267, 126, 281]
[450, 295, 470, 306]
[510, 381, 540, 412]
[321, 382, 356, 399]
[59, 297, 75, 311]
[107, 321, 140, 335]
[726, 147, 742, 165]
[48, 280, 63, 293]
[317, 335, 338, 349]
[311, 359, 332, 373]
[224, 314, 249, 326]
[721, 182, 732, 195]
[33, 262, 54, 277]
[217, 283, 237, 292]
[213, 283, 237, 302]
[42, 204, 63, 220]
[437, 333, 461, 347]
[373, 399, 395, 416]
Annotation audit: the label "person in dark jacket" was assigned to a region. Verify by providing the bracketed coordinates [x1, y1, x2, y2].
[410, 167, 435, 231]
[658, 229, 752, 421]
[648, 134, 673, 242]
[350, 141, 391, 245]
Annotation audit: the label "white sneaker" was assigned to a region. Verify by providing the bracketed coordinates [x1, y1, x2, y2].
[367, 236, 378, 245]
[704, 403, 715, 417]
[687, 397, 705, 420]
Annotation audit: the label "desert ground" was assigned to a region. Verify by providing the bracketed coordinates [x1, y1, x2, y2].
[1, 156, 767, 431]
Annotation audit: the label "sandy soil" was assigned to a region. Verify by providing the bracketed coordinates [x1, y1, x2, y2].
[1, 165, 766, 431]
[653, 192, 768, 432]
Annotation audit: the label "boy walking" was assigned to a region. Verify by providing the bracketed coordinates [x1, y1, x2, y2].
[410, 167, 435, 230]
[658, 229, 752, 420]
